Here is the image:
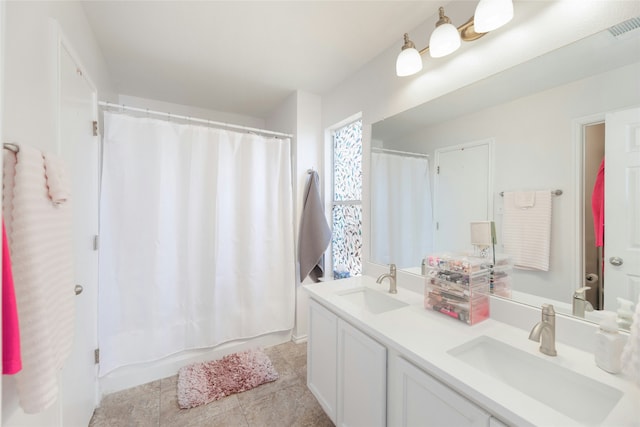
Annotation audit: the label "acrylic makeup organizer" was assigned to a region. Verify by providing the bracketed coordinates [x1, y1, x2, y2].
[424, 254, 491, 325]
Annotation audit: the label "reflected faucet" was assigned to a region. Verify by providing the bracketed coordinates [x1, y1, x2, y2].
[376, 264, 397, 294]
[529, 304, 557, 356]
[572, 286, 594, 318]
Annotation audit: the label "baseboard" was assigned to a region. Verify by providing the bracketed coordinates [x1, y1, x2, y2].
[291, 333, 308, 344]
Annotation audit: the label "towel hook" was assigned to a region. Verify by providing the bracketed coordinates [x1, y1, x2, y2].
[3, 143, 19, 153]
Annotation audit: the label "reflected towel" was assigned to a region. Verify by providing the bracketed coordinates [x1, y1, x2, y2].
[43, 152, 71, 205]
[621, 294, 640, 387]
[7, 144, 75, 413]
[298, 171, 331, 282]
[502, 190, 552, 271]
[2, 220, 22, 375]
[514, 191, 536, 208]
[591, 158, 605, 247]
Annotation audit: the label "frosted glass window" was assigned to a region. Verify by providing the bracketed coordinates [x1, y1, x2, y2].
[333, 120, 362, 201]
[331, 205, 363, 277]
[331, 119, 362, 278]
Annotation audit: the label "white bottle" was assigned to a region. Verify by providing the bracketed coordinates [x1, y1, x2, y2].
[594, 313, 626, 374]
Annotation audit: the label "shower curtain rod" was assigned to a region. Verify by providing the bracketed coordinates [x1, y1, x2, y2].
[372, 147, 429, 158]
[98, 101, 293, 139]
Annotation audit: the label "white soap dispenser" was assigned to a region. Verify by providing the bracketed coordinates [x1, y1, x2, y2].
[594, 313, 626, 374]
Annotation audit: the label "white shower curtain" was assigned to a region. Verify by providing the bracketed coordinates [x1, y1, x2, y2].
[371, 152, 433, 269]
[98, 112, 295, 375]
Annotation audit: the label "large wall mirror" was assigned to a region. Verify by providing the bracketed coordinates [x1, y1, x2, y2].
[370, 19, 640, 327]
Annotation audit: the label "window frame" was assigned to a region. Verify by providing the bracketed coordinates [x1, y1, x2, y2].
[329, 116, 363, 278]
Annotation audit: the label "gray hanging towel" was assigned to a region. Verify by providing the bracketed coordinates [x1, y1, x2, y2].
[298, 171, 331, 282]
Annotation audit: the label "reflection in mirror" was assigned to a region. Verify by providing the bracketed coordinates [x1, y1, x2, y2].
[370, 148, 431, 272]
[370, 19, 640, 328]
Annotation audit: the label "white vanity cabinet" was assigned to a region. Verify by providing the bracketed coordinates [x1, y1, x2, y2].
[388, 355, 491, 427]
[307, 299, 387, 427]
[337, 318, 387, 427]
[308, 299, 338, 423]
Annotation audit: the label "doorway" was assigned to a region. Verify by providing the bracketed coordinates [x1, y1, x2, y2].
[583, 122, 605, 309]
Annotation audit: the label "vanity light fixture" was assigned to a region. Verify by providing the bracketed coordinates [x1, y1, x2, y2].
[395, 0, 514, 77]
[429, 7, 461, 58]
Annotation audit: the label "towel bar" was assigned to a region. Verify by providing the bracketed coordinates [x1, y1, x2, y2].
[499, 189, 562, 197]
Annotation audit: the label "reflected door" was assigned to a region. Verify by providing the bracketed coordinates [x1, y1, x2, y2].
[433, 141, 492, 253]
[604, 108, 640, 311]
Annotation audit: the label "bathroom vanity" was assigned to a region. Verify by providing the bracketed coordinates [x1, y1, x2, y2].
[305, 276, 640, 427]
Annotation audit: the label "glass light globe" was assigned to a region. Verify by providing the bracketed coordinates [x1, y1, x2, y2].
[474, 0, 514, 33]
[396, 47, 423, 77]
[429, 23, 461, 58]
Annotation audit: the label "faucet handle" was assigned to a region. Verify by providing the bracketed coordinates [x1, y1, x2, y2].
[389, 263, 396, 274]
[574, 286, 591, 297]
[541, 303, 556, 316]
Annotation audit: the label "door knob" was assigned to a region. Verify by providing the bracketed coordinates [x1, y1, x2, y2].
[74, 284, 84, 295]
[609, 256, 623, 267]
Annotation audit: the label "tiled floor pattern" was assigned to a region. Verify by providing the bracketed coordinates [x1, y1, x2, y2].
[89, 341, 334, 427]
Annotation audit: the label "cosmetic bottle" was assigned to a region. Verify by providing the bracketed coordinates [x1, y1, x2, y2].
[594, 313, 626, 374]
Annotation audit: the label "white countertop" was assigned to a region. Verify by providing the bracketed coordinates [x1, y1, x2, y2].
[305, 276, 640, 427]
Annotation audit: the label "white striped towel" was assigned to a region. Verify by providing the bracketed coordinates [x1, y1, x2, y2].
[4, 144, 75, 414]
[621, 294, 640, 387]
[43, 151, 72, 205]
[502, 190, 552, 271]
[3, 147, 18, 236]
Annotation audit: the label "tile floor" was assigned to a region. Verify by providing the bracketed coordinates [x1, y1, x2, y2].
[88, 341, 334, 427]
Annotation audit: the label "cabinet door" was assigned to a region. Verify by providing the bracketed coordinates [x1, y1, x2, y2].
[393, 357, 490, 427]
[308, 300, 338, 423]
[337, 319, 387, 427]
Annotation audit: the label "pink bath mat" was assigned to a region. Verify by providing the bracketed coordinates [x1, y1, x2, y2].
[177, 348, 279, 409]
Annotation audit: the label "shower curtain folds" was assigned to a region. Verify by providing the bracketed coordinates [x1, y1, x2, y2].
[98, 112, 295, 376]
[371, 152, 433, 269]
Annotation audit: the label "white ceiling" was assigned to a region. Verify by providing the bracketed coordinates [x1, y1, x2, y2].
[82, 1, 443, 118]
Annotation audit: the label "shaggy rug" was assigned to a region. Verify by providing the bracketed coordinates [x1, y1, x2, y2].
[177, 348, 279, 409]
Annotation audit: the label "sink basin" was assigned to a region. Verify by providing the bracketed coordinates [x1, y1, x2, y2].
[448, 336, 623, 425]
[338, 287, 408, 314]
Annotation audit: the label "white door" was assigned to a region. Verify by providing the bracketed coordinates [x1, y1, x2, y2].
[604, 108, 640, 311]
[434, 141, 492, 252]
[59, 45, 99, 426]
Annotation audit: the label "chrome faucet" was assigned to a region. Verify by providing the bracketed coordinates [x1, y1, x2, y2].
[529, 304, 557, 356]
[572, 286, 594, 318]
[376, 264, 397, 294]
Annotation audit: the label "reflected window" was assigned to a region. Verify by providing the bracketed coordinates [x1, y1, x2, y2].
[332, 119, 362, 278]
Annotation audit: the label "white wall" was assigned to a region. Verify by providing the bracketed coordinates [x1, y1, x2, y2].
[388, 62, 640, 303]
[3, 0, 114, 152]
[117, 94, 266, 130]
[267, 90, 324, 342]
[319, 0, 640, 280]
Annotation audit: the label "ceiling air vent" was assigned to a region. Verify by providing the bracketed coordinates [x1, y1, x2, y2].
[608, 16, 640, 38]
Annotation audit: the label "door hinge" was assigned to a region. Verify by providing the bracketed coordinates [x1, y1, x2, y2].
[92, 121, 98, 136]
[93, 235, 99, 251]
[436, 222, 439, 231]
[94, 348, 100, 364]
[437, 165, 440, 174]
